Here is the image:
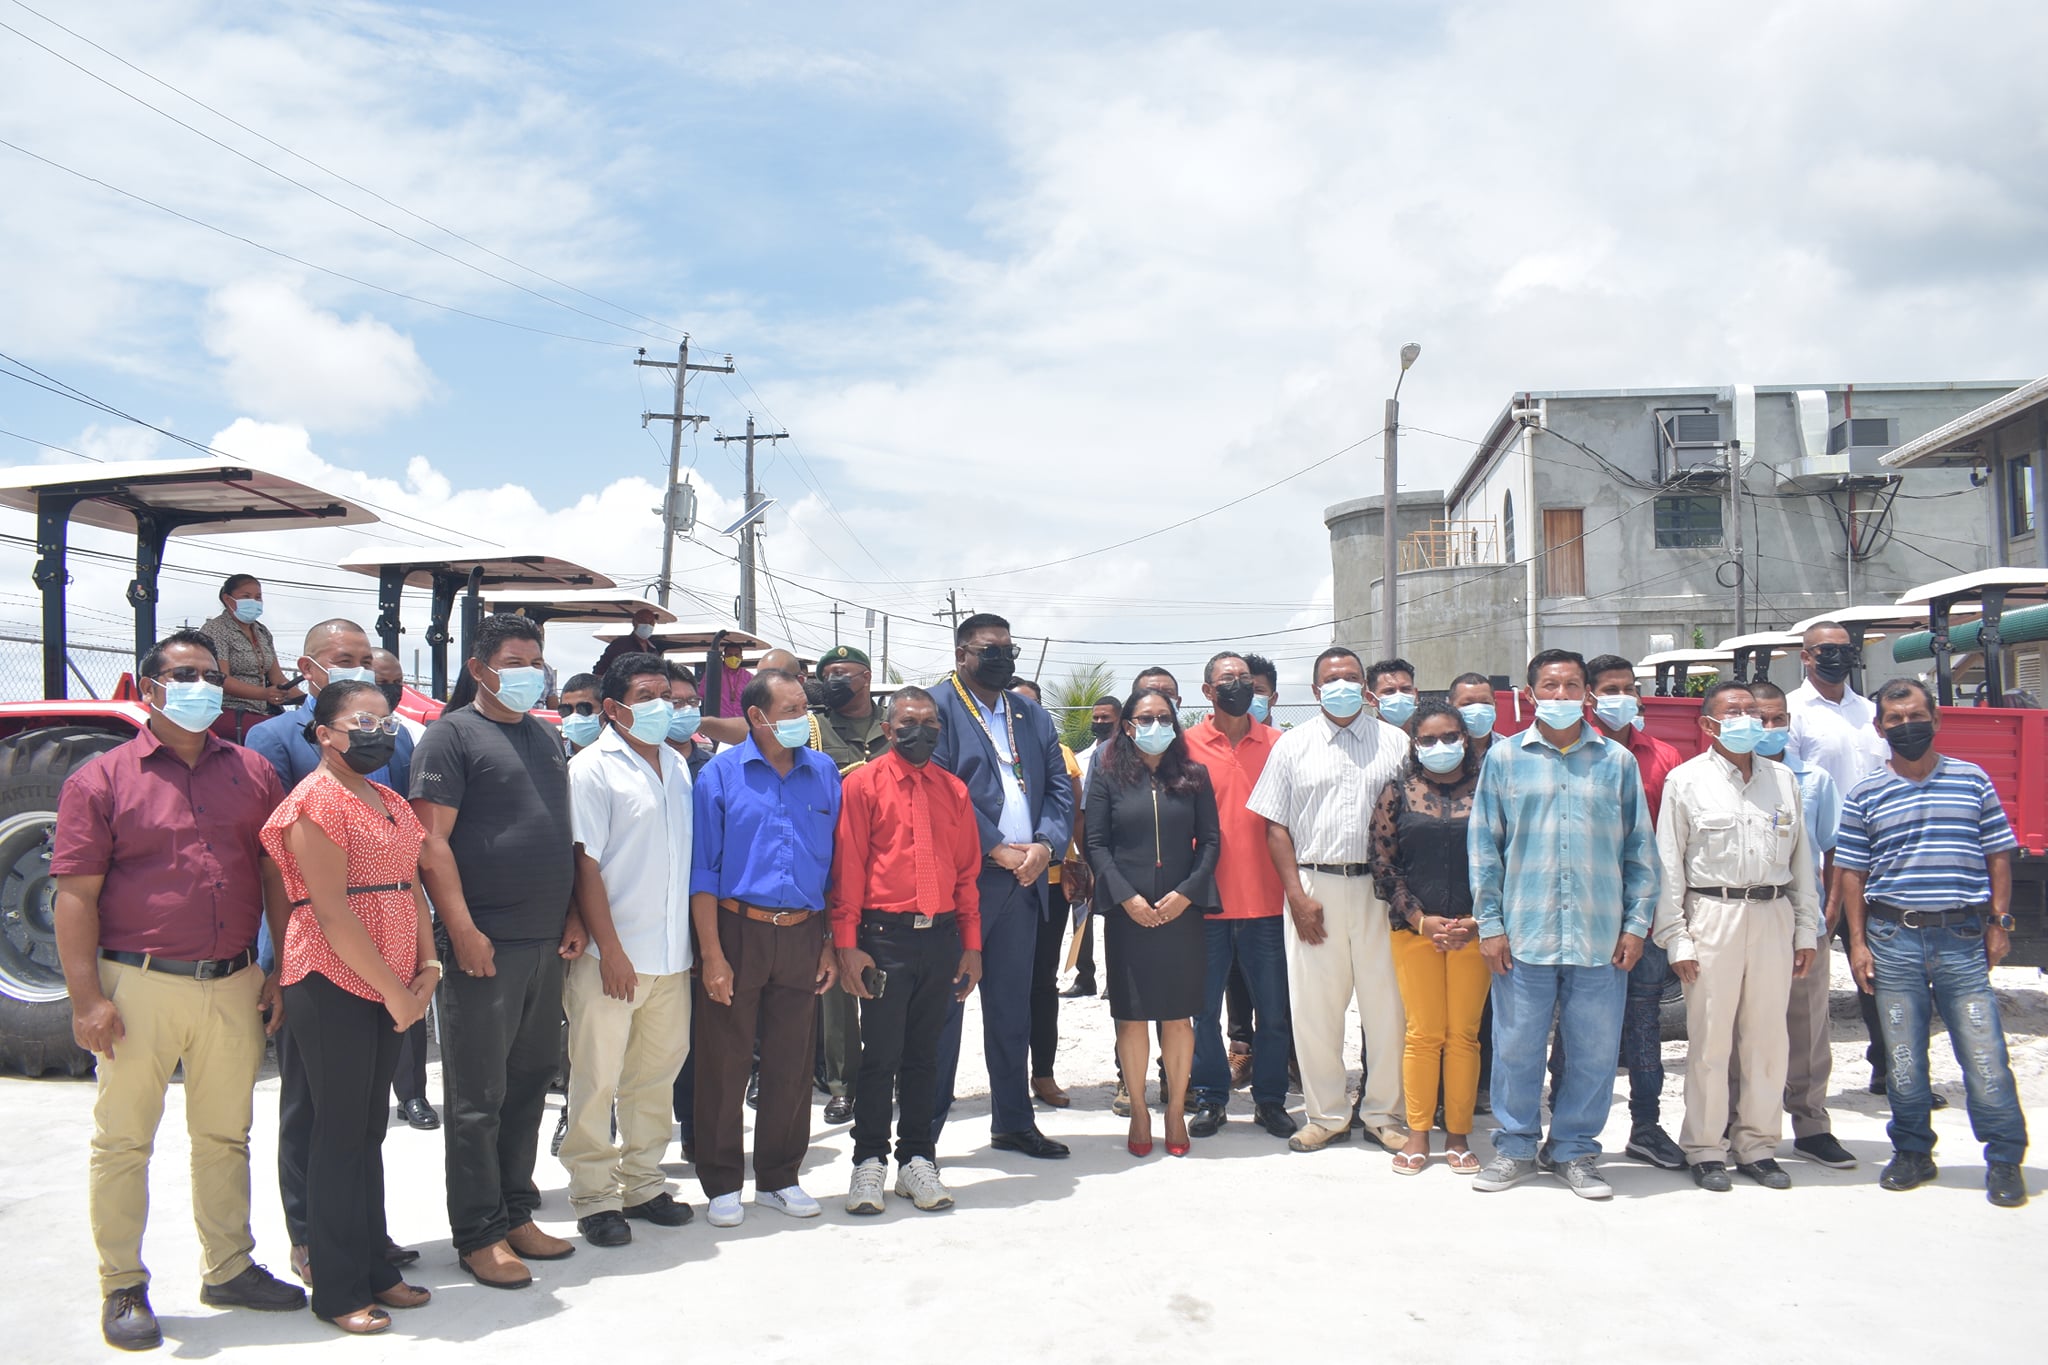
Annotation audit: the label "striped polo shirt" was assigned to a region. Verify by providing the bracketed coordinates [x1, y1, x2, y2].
[1835, 756, 2017, 911]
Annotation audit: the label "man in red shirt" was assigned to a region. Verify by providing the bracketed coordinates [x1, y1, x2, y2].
[1584, 653, 1689, 1171]
[52, 630, 306, 1351]
[830, 687, 985, 1215]
[1183, 651, 1297, 1141]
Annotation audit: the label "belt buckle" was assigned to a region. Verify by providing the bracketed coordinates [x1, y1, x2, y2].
[1899, 908, 1924, 929]
[194, 958, 220, 981]
[912, 912, 934, 929]
[774, 910, 803, 927]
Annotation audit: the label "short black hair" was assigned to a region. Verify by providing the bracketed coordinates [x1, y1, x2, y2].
[1011, 679, 1042, 701]
[888, 684, 936, 718]
[1526, 648, 1587, 688]
[471, 612, 543, 664]
[1448, 670, 1492, 694]
[1092, 694, 1123, 711]
[1366, 657, 1416, 690]
[1134, 666, 1179, 691]
[666, 661, 700, 690]
[955, 612, 1010, 645]
[1747, 680, 1787, 704]
[743, 667, 802, 716]
[1873, 676, 1937, 719]
[559, 672, 600, 697]
[311, 679, 382, 731]
[218, 573, 259, 600]
[1312, 646, 1361, 684]
[1700, 679, 1755, 715]
[141, 629, 220, 679]
[1585, 654, 1635, 686]
[1243, 653, 1278, 691]
[601, 652, 671, 705]
[1203, 651, 1249, 685]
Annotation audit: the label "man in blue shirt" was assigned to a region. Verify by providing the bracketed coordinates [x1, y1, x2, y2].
[1839, 678, 2027, 1208]
[1469, 648, 1660, 1201]
[689, 669, 843, 1229]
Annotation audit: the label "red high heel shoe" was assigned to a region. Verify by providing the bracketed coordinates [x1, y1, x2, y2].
[1128, 1137, 1154, 1157]
[1166, 1140, 1191, 1157]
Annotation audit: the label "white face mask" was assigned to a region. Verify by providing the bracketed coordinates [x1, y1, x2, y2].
[633, 622, 654, 640]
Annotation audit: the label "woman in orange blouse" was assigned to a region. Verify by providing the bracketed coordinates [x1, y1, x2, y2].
[260, 680, 438, 1334]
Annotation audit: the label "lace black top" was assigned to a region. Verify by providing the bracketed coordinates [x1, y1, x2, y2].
[1368, 768, 1478, 932]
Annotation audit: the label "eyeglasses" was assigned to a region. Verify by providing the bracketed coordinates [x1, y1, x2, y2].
[156, 668, 226, 687]
[974, 643, 1022, 661]
[340, 713, 403, 736]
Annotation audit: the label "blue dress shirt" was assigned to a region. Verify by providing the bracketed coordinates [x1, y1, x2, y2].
[690, 734, 842, 911]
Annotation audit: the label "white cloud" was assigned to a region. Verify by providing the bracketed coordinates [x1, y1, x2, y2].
[202, 281, 435, 431]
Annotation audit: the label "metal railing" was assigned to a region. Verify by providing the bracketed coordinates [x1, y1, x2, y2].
[0, 635, 135, 702]
[1400, 518, 1499, 571]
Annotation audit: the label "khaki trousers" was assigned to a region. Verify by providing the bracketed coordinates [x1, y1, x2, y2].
[89, 959, 265, 1296]
[1677, 893, 1795, 1165]
[561, 954, 692, 1215]
[1284, 869, 1405, 1131]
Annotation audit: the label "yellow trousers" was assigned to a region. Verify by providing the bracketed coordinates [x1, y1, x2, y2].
[1390, 930, 1490, 1134]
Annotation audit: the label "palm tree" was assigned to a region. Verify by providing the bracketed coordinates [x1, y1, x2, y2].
[1045, 661, 1118, 750]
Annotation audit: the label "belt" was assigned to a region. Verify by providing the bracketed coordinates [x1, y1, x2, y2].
[1691, 885, 1788, 902]
[289, 880, 413, 909]
[1866, 902, 1982, 929]
[719, 898, 816, 927]
[1303, 862, 1372, 878]
[100, 948, 256, 981]
[861, 909, 958, 931]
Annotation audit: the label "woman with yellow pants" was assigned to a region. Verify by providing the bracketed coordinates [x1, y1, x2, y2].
[1369, 700, 1490, 1175]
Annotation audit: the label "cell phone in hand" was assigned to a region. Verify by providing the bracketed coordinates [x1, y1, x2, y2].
[861, 965, 887, 998]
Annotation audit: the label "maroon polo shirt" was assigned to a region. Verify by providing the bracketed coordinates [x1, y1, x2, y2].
[52, 724, 285, 960]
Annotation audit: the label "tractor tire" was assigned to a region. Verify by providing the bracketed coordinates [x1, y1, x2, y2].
[0, 725, 127, 1077]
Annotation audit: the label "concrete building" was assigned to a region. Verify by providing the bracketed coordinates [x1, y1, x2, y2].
[1326, 379, 2020, 686]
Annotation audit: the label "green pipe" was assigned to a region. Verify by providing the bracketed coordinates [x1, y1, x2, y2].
[1893, 602, 2048, 661]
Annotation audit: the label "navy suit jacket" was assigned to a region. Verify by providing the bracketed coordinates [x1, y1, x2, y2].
[930, 674, 1074, 915]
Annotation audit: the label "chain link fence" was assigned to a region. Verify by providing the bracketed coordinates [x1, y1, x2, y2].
[0, 635, 136, 702]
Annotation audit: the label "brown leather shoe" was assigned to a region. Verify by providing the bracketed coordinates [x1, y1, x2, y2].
[1032, 1077, 1071, 1109]
[506, 1222, 575, 1261]
[324, 1306, 391, 1335]
[374, 1282, 431, 1310]
[459, 1241, 533, 1290]
[1228, 1051, 1254, 1090]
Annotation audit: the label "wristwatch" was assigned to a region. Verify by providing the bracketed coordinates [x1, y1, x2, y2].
[1986, 913, 2017, 931]
[419, 958, 445, 976]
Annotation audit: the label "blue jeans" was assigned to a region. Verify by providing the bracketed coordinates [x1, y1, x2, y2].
[1866, 916, 2028, 1165]
[1491, 958, 1626, 1164]
[1191, 917, 1291, 1108]
[1621, 937, 1671, 1128]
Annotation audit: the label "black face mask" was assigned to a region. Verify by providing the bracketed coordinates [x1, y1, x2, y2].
[1883, 720, 1936, 761]
[1090, 718, 1117, 743]
[893, 723, 940, 765]
[339, 728, 396, 775]
[822, 676, 856, 711]
[378, 682, 404, 711]
[1213, 678, 1255, 717]
[801, 677, 827, 708]
[1811, 644, 1857, 684]
[971, 648, 1016, 689]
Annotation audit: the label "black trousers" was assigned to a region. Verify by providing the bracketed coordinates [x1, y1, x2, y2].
[436, 935, 563, 1255]
[392, 1019, 428, 1105]
[1225, 958, 1254, 1047]
[1029, 904, 1064, 1080]
[852, 916, 961, 1166]
[284, 973, 402, 1320]
[1073, 912, 1097, 986]
[276, 1020, 314, 1246]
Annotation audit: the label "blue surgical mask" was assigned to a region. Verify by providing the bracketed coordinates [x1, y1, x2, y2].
[1534, 698, 1585, 731]
[1593, 695, 1640, 731]
[317, 664, 375, 691]
[1318, 679, 1365, 719]
[1249, 694, 1271, 723]
[1133, 720, 1176, 755]
[773, 716, 812, 749]
[1457, 702, 1496, 737]
[668, 707, 701, 741]
[153, 680, 224, 734]
[632, 622, 654, 640]
[231, 597, 263, 623]
[1375, 692, 1418, 726]
[487, 664, 548, 713]
[1754, 726, 1790, 757]
[622, 697, 673, 744]
[1714, 715, 1764, 754]
[560, 712, 603, 748]
[1415, 738, 1466, 773]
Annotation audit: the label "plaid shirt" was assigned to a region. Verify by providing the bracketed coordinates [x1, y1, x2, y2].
[1469, 723, 1661, 967]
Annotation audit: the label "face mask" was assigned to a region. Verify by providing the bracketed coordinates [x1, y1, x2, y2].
[668, 707, 701, 741]
[1593, 695, 1640, 730]
[622, 697, 674, 745]
[972, 649, 1016, 689]
[231, 597, 263, 623]
[486, 664, 548, 713]
[1713, 715, 1764, 754]
[1883, 720, 1935, 761]
[893, 722, 940, 764]
[1375, 692, 1418, 725]
[1090, 718, 1117, 743]
[1212, 678, 1255, 718]
[560, 712, 603, 748]
[1458, 702, 1496, 737]
[1132, 720, 1176, 755]
[153, 680, 225, 734]
[337, 727, 396, 775]
[1249, 693, 1272, 723]
[315, 664, 375, 693]
[1811, 645, 1856, 685]
[633, 622, 654, 640]
[1534, 698, 1585, 731]
[1415, 738, 1466, 773]
[773, 716, 812, 749]
[377, 682, 405, 711]
[1318, 679, 1365, 719]
[1754, 727, 1790, 757]
[822, 676, 856, 710]
[722, 653, 743, 669]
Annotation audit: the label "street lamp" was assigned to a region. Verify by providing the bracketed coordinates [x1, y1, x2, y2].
[1383, 342, 1421, 660]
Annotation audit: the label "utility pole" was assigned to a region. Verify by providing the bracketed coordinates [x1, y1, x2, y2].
[1727, 436, 1747, 635]
[829, 601, 844, 644]
[933, 589, 961, 636]
[1383, 343, 1421, 661]
[634, 338, 734, 608]
[881, 613, 890, 684]
[713, 415, 787, 633]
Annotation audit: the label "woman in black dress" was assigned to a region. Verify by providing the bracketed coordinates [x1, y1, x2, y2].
[1083, 688, 1220, 1157]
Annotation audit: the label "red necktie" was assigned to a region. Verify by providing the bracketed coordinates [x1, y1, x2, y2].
[910, 766, 944, 914]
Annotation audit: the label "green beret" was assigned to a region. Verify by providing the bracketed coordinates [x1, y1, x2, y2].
[818, 645, 871, 670]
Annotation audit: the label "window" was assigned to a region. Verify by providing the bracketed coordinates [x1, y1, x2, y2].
[2008, 459, 2035, 538]
[1654, 495, 1724, 549]
[1502, 491, 1516, 563]
[1542, 507, 1585, 597]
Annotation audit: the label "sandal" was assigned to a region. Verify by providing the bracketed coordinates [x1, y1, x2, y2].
[1391, 1150, 1430, 1176]
[1446, 1148, 1481, 1175]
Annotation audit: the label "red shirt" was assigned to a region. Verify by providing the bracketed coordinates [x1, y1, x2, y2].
[1617, 725, 1684, 831]
[262, 771, 427, 1003]
[1182, 718, 1285, 919]
[828, 749, 983, 951]
[51, 725, 285, 960]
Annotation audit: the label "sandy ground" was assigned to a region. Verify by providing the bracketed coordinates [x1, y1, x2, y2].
[4, 947, 2042, 1363]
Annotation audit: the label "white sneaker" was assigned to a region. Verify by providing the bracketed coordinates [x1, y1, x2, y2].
[706, 1192, 744, 1227]
[756, 1185, 822, 1219]
[845, 1160, 887, 1216]
[892, 1157, 955, 1211]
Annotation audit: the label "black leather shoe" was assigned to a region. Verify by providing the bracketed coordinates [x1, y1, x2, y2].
[102, 1287, 160, 1351]
[1188, 1101, 1227, 1139]
[1691, 1161, 1733, 1193]
[1735, 1158, 1792, 1190]
[991, 1128, 1071, 1159]
[200, 1264, 307, 1312]
[623, 1192, 694, 1226]
[1625, 1126, 1688, 1171]
[1879, 1150, 1939, 1191]
[1253, 1103, 1298, 1139]
[1930, 1090, 1949, 1110]
[400, 1098, 439, 1130]
[578, 1211, 632, 1248]
[1987, 1162, 2028, 1208]
[823, 1096, 854, 1125]
[383, 1237, 420, 1266]
[1868, 1068, 1887, 1095]
[1059, 978, 1097, 998]
[745, 1071, 761, 1111]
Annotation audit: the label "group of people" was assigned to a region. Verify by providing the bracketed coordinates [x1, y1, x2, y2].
[49, 576, 2033, 1350]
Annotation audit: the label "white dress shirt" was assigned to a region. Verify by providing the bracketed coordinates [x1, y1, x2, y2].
[569, 724, 694, 975]
[1786, 678, 1888, 802]
[1651, 749, 1820, 963]
[1245, 711, 1410, 863]
[971, 688, 1034, 845]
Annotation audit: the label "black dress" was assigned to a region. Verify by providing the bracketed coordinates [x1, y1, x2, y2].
[1083, 758, 1220, 1022]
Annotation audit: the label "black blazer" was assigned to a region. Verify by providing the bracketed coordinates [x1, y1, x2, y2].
[1083, 760, 1220, 911]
